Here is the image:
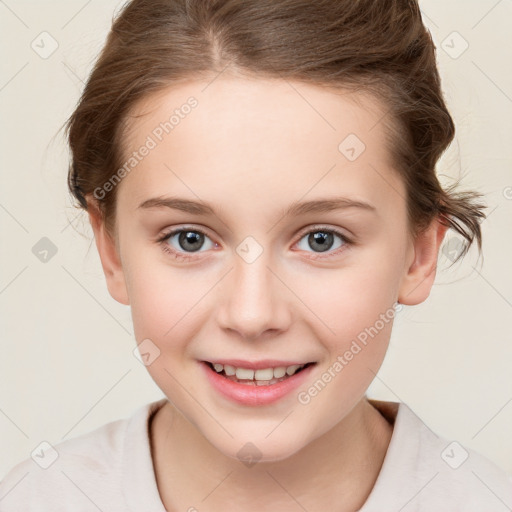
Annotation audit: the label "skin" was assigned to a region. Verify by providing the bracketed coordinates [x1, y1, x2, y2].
[87, 75, 447, 511]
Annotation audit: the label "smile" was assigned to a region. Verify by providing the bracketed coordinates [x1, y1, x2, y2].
[199, 360, 317, 406]
[205, 361, 314, 385]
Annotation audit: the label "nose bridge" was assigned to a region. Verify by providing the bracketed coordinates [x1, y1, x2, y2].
[217, 248, 289, 339]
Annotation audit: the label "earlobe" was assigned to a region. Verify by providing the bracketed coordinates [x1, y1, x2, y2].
[398, 216, 449, 306]
[86, 198, 130, 306]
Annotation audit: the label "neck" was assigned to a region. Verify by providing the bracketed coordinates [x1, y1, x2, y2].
[150, 397, 393, 512]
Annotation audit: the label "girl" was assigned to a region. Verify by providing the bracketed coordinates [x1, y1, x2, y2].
[1, 0, 511, 510]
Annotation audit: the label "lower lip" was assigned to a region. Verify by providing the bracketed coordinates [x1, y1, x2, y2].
[199, 361, 316, 406]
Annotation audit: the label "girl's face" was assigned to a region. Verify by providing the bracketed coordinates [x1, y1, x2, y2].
[91, 77, 444, 461]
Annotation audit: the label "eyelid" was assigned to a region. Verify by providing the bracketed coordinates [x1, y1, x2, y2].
[156, 225, 217, 254]
[294, 223, 352, 243]
[156, 224, 213, 243]
[157, 224, 351, 245]
[157, 223, 353, 260]
[292, 224, 353, 259]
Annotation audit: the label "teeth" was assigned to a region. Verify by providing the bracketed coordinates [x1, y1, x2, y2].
[286, 364, 302, 376]
[224, 364, 236, 376]
[273, 366, 286, 378]
[235, 368, 254, 380]
[254, 368, 274, 380]
[209, 362, 307, 382]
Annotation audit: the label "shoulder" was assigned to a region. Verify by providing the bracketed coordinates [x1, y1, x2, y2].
[363, 400, 512, 511]
[0, 400, 161, 512]
[420, 433, 512, 510]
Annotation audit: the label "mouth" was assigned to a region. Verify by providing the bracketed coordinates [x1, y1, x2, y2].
[202, 360, 316, 386]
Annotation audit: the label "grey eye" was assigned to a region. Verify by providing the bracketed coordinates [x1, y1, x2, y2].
[296, 230, 345, 253]
[165, 230, 215, 253]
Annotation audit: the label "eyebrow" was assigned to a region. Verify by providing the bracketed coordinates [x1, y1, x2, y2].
[137, 196, 377, 217]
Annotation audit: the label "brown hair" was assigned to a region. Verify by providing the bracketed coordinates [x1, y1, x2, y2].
[65, 0, 486, 263]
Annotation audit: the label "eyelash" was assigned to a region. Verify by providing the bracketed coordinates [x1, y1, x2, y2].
[156, 225, 353, 262]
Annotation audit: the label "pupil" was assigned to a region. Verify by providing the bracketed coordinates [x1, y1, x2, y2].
[309, 232, 333, 252]
[179, 231, 203, 252]
[177, 231, 334, 254]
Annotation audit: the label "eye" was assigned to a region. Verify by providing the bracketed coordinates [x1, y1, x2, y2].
[294, 226, 351, 258]
[157, 227, 216, 260]
[157, 224, 352, 262]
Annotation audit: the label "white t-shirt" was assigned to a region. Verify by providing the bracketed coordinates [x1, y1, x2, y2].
[1, 398, 511, 511]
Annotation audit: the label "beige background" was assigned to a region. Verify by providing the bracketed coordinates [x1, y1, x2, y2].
[1, 0, 511, 482]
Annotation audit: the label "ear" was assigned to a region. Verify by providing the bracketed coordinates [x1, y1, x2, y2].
[398, 216, 449, 305]
[86, 197, 130, 306]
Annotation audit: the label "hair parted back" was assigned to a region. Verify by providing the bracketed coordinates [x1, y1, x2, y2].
[65, 0, 486, 263]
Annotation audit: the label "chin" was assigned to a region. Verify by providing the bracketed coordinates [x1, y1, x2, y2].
[210, 430, 309, 467]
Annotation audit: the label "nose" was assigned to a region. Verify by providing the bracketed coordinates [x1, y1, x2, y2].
[216, 255, 291, 341]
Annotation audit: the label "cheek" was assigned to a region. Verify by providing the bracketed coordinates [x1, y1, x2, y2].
[125, 261, 210, 402]
[124, 252, 204, 349]
[293, 266, 399, 417]
[288, 243, 404, 401]
[292, 253, 402, 342]
[126, 230, 405, 350]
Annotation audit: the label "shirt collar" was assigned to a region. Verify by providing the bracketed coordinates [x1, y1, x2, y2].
[358, 399, 433, 511]
[122, 398, 168, 511]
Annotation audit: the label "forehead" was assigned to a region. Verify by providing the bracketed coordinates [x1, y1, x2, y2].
[117, 77, 404, 218]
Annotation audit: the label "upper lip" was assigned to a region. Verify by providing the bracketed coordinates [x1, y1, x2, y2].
[203, 359, 315, 370]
